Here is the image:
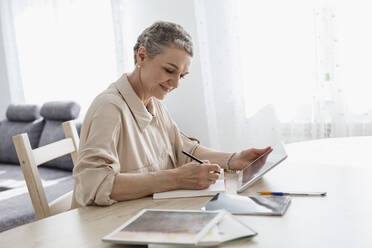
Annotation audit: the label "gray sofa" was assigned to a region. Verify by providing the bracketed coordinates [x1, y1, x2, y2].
[0, 102, 81, 232]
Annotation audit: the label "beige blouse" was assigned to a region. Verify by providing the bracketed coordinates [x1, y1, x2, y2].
[72, 74, 199, 207]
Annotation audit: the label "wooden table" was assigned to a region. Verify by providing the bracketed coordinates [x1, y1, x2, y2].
[1, 137, 372, 247]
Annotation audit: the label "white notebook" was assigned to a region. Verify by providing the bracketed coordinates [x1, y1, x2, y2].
[153, 170, 225, 199]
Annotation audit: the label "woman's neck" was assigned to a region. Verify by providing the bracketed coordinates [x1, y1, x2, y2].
[127, 69, 151, 106]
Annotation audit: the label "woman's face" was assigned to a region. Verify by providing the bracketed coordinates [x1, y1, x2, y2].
[138, 47, 192, 100]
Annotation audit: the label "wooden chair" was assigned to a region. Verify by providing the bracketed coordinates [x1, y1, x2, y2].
[12, 120, 80, 220]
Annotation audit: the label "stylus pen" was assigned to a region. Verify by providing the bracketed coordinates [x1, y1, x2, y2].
[181, 150, 220, 174]
[259, 192, 327, 197]
[182, 150, 204, 164]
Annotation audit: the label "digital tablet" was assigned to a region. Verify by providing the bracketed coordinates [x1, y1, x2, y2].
[102, 209, 225, 246]
[204, 193, 291, 216]
[237, 142, 287, 193]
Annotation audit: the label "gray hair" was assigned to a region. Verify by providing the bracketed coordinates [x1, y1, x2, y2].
[133, 21, 193, 64]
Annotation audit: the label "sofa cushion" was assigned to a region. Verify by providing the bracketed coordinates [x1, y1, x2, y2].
[38, 121, 75, 171]
[0, 119, 44, 164]
[37, 101, 80, 171]
[40, 101, 80, 121]
[6, 104, 41, 122]
[0, 163, 73, 232]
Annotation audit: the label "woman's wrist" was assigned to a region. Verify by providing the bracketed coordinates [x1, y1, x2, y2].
[226, 152, 236, 170]
[225, 152, 238, 171]
[168, 168, 182, 190]
[150, 169, 181, 193]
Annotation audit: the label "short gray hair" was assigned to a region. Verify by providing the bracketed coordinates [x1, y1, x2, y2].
[133, 21, 193, 64]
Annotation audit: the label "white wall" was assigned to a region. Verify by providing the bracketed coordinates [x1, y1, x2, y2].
[120, 0, 212, 147]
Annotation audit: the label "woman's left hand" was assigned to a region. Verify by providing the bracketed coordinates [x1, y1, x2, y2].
[228, 146, 272, 170]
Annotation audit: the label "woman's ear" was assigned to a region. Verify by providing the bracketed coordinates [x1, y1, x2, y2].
[137, 46, 146, 65]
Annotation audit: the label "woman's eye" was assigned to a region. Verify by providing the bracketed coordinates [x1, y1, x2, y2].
[165, 68, 174, 74]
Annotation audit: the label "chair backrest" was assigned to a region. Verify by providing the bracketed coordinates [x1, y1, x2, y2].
[12, 120, 80, 220]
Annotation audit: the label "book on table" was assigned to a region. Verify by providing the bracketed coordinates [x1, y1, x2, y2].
[153, 169, 225, 199]
[102, 209, 257, 247]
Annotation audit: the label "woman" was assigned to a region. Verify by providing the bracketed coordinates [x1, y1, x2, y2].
[72, 21, 270, 207]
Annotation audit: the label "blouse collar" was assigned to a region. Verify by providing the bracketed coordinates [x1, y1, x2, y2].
[115, 74, 156, 130]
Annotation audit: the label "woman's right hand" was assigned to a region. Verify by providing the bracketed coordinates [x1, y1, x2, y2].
[174, 161, 221, 190]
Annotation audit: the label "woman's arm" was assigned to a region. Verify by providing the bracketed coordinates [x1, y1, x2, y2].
[194, 145, 272, 171]
[110, 169, 178, 201]
[193, 145, 232, 170]
[110, 161, 220, 201]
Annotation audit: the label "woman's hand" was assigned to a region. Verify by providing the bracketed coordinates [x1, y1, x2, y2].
[174, 161, 221, 190]
[229, 147, 272, 170]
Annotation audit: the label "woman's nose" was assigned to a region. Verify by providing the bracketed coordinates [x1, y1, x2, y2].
[170, 76, 180, 89]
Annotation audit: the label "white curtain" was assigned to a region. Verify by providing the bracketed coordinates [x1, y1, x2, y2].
[3, 0, 118, 118]
[195, 0, 372, 149]
[193, 0, 248, 151]
[3, 0, 372, 149]
[0, 1, 24, 105]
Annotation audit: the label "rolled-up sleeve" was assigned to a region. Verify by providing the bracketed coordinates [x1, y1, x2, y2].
[73, 101, 122, 206]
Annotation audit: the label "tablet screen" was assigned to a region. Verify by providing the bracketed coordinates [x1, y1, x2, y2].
[239, 143, 287, 191]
